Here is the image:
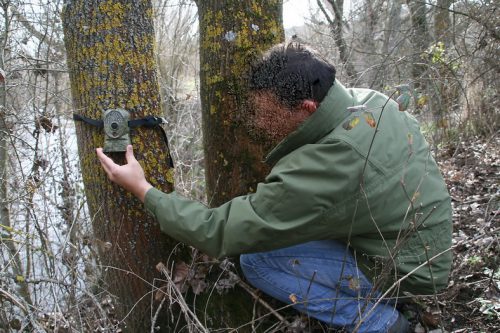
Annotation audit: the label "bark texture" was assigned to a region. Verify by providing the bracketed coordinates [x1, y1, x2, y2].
[407, 0, 431, 90]
[62, 1, 180, 331]
[196, 0, 284, 207]
[317, 0, 356, 83]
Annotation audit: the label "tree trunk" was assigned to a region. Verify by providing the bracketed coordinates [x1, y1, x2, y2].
[374, 0, 403, 89]
[195, 0, 284, 207]
[406, 0, 431, 90]
[432, 0, 455, 138]
[360, 0, 383, 88]
[62, 1, 182, 331]
[193, 1, 287, 330]
[317, 0, 356, 84]
[434, 0, 453, 46]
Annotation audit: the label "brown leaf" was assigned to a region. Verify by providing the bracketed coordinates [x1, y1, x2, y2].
[363, 111, 376, 128]
[421, 311, 439, 328]
[154, 285, 168, 302]
[342, 116, 360, 131]
[347, 276, 360, 291]
[173, 261, 189, 284]
[36, 116, 59, 133]
[190, 278, 207, 295]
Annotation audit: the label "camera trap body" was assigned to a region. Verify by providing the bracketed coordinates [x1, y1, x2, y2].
[103, 108, 131, 152]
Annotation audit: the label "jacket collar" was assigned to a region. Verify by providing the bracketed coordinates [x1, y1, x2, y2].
[265, 80, 356, 165]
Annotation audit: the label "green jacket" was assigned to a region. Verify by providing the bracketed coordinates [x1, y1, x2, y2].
[145, 81, 452, 295]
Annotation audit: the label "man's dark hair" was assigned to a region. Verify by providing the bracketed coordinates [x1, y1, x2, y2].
[248, 42, 336, 108]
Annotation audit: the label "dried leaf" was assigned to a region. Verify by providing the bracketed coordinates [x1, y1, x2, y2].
[289, 293, 298, 304]
[154, 285, 168, 302]
[421, 311, 439, 328]
[0, 67, 5, 83]
[35, 116, 59, 133]
[342, 116, 360, 131]
[347, 276, 360, 291]
[191, 278, 207, 295]
[173, 261, 189, 284]
[363, 111, 376, 128]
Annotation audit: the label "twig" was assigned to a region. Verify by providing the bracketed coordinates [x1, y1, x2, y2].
[156, 262, 209, 333]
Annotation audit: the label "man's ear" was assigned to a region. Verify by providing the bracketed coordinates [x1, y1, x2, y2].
[301, 99, 319, 114]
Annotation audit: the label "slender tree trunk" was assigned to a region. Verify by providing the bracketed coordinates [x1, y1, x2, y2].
[407, 0, 431, 90]
[62, 1, 183, 331]
[435, 0, 453, 45]
[360, 0, 382, 88]
[0, 1, 33, 307]
[317, 0, 356, 83]
[195, 0, 284, 207]
[374, 0, 403, 89]
[433, 0, 455, 137]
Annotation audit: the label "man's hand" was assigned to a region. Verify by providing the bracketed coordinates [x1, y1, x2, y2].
[96, 145, 152, 202]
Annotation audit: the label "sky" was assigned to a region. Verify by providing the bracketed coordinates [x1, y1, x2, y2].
[283, 0, 353, 29]
[283, 0, 315, 29]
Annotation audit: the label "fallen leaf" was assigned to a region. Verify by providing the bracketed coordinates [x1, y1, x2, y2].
[173, 261, 189, 284]
[421, 310, 439, 328]
[363, 111, 376, 128]
[191, 278, 207, 295]
[342, 116, 360, 131]
[154, 285, 168, 302]
[348, 276, 360, 291]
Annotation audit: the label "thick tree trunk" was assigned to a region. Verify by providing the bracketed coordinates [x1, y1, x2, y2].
[62, 1, 182, 331]
[193, 1, 287, 330]
[195, 0, 284, 207]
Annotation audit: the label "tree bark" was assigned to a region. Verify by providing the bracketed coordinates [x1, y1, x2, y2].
[195, 0, 284, 207]
[406, 0, 431, 90]
[193, 1, 287, 330]
[317, 0, 356, 83]
[62, 1, 182, 331]
[434, 0, 453, 46]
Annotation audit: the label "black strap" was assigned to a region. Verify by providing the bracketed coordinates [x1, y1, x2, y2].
[73, 113, 103, 128]
[73, 113, 174, 169]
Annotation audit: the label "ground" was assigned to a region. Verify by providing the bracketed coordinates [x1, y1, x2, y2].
[429, 136, 499, 332]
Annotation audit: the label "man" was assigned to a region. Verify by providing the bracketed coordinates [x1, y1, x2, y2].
[97, 43, 452, 332]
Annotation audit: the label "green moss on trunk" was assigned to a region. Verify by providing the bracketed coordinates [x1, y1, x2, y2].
[197, 0, 284, 207]
[62, 1, 184, 331]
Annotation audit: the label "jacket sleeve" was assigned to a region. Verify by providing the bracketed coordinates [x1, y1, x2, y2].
[144, 140, 382, 258]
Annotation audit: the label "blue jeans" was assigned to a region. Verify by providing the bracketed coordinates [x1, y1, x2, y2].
[240, 240, 399, 333]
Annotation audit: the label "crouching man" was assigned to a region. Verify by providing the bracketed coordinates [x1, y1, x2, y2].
[97, 43, 452, 333]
